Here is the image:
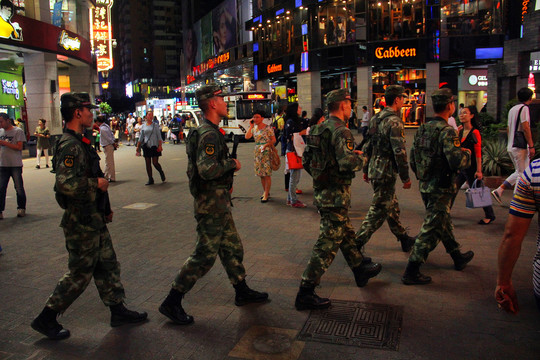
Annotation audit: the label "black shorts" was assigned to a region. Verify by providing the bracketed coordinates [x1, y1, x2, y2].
[142, 145, 162, 158]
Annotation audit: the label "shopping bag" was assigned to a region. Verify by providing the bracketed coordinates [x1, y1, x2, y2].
[286, 151, 303, 169]
[465, 179, 492, 208]
[293, 132, 306, 157]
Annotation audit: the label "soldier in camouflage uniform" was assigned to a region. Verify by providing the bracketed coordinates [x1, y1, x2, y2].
[356, 85, 416, 256]
[402, 88, 474, 285]
[159, 85, 268, 325]
[295, 89, 382, 310]
[31, 93, 147, 340]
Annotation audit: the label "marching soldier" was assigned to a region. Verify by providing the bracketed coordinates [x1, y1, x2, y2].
[403, 88, 474, 285]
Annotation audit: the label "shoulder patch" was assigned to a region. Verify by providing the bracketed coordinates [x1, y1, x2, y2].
[346, 139, 354, 151]
[64, 155, 74, 168]
[453, 137, 461, 147]
[205, 143, 215, 156]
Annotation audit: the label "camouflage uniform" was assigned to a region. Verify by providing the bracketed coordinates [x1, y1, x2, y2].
[172, 118, 245, 293]
[408, 117, 471, 263]
[300, 115, 366, 286]
[46, 129, 125, 312]
[356, 107, 410, 247]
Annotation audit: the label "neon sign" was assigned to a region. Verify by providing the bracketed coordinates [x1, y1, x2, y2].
[267, 64, 282, 74]
[246, 94, 265, 99]
[58, 31, 81, 51]
[2, 79, 19, 99]
[375, 46, 417, 59]
[191, 52, 230, 77]
[90, 0, 114, 72]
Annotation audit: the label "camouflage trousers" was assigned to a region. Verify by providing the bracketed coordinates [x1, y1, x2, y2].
[301, 207, 364, 287]
[408, 192, 461, 263]
[355, 177, 407, 247]
[46, 226, 125, 313]
[172, 211, 246, 293]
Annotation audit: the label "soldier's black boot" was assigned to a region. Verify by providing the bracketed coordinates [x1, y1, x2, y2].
[451, 250, 474, 271]
[110, 303, 148, 327]
[31, 306, 70, 340]
[233, 280, 269, 306]
[295, 285, 331, 310]
[159, 289, 194, 325]
[397, 233, 416, 252]
[352, 262, 382, 287]
[401, 261, 432, 285]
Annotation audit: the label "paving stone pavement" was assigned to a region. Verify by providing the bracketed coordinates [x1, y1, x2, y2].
[0, 130, 539, 360]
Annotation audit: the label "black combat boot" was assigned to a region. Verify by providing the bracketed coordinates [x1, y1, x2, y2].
[397, 233, 416, 252]
[159, 289, 194, 325]
[352, 262, 382, 287]
[401, 261, 432, 285]
[233, 280, 269, 306]
[31, 306, 70, 340]
[295, 285, 331, 310]
[451, 250, 474, 271]
[110, 303, 148, 327]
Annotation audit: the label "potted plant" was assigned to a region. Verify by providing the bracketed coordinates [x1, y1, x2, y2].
[482, 139, 513, 188]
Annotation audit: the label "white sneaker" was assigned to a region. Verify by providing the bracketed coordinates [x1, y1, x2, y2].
[17, 209, 25, 217]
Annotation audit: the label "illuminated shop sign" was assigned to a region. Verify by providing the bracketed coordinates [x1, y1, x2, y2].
[267, 64, 282, 74]
[0, 6, 22, 41]
[522, 0, 530, 22]
[530, 59, 540, 73]
[246, 94, 265, 100]
[192, 52, 230, 77]
[90, 0, 114, 72]
[468, 75, 488, 87]
[58, 30, 81, 51]
[2, 79, 19, 99]
[375, 46, 417, 59]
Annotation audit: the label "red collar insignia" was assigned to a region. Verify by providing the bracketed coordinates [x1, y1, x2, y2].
[82, 137, 91, 144]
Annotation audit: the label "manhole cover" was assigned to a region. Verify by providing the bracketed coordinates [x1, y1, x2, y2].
[252, 333, 292, 354]
[298, 300, 403, 351]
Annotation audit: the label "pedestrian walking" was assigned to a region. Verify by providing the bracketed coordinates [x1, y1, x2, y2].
[34, 119, 51, 169]
[0, 112, 26, 219]
[403, 88, 474, 285]
[296, 89, 381, 310]
[31, 92, 147, 340]
[360, 105, 370, 137]
[491, 87, 535, 205]
[356, 85, 416, 257]
[95, 115, 117, 182]
[136, 110, 166, 185]
[159, 85, 268, 325]
[284, 103, 307, 208]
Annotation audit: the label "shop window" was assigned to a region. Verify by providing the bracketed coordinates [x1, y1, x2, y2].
[440, 0, 504, 36]
[368, 0, 425, 40]
[317, 1, 355, 47]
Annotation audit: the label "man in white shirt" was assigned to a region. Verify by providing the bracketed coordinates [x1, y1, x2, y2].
[96, 116, 117, 182]
[491, 88, 535, 205]
[360, 106, 370, 137]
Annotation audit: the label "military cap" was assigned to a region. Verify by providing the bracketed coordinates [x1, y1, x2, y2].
[60, 92, 98, 109]
[195, 85, 226, 103]
[326, 89, 355, 105]
[431, 88, 455, 106]
[385, 85, 405, 98]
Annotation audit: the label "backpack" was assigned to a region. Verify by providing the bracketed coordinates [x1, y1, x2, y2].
[411, 123, 443, 181]
[185, 128, 202, 196]
[303, 124, 335, 182]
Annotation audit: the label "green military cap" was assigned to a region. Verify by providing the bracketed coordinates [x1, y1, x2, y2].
[431, 88, 455, 106]
[326, 88, 355, 105]
[60, 92, 99, 109]
[385, 85, 405, 98]
[195, 84, 226, 103]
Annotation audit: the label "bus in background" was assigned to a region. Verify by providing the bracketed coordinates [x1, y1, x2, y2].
[222, 91, 273, 142]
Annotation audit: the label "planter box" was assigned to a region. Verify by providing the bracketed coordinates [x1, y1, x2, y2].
[483, 176, 504, 189]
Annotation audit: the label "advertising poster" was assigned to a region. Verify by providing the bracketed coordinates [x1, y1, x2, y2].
[212, 0, 237, 55]
[184, 21, 201, 71]
[0, 62, 24, 107]
[201, 13, 213, 62]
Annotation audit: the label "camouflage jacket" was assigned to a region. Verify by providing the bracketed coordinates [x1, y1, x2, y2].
[312, 116, 365, 208]
[410, 117, 471, 193]
[186, 118, 236, 214]
[365, 107, 409, 182]
[54, 129, 105, 231]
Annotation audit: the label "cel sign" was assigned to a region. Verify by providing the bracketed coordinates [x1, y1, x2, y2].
[90, 0, 114, 72]
[468, 75, 488, 87]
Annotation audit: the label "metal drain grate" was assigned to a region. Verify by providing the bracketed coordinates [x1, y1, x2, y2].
[297, 300, 403, 351]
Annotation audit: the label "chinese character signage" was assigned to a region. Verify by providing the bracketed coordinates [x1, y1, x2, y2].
[90, 0, 114, 72]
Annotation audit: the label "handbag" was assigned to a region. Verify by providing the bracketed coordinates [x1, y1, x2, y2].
[293, 132, 306, 157]
[512, 105, 528, 149]
[465, 179, 492, 209]
[286, 151, 303, 169]
[269, 144, 281, 171]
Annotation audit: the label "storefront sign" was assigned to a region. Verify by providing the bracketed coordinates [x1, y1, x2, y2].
[247, 94, 265, 99]
[267, 64, 282, 74]
[460, 69, 488, 91]
[468, 75, 488, 87]
[375, 46, 417, 59]
[0, 6, 22, 41]
[192, 52, 230, 77]
[0, 70, 23, 106]
[522, 0, 530, 23]
[91, 0, 114, 72]
[1, 79, 19, 99]
[58, 31, 81, 51]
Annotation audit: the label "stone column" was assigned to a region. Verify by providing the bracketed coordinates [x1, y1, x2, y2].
[297, 71, 321, 117]
[425, 62, 440, 118]
[356, 66, 372, 116]
[24, 53, 61, 134]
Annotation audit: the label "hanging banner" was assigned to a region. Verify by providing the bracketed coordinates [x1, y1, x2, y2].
[90, 0, 114, 72]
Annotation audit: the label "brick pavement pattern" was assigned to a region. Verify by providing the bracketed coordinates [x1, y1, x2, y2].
[0, 131, 539, 359]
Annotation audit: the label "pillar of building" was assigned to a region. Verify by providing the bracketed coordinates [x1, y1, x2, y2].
[68, 65, 96, 97]
[297, 71, 321, 117]
[356, 66, 372, 116]
[25, 0, 51, 22]
[24, 53, 61, 134]
[425, 62, 440, 118]
[487, 64, 500, 118]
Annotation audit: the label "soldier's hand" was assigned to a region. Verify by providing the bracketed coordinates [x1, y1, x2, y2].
[233, 158, 241, 172]
[97, 177, 109, 192]
[403, 179, 412, 189]
[105, 211, 114, 223]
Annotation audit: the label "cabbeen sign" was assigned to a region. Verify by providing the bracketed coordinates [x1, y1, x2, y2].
[90, 0, 114, 72]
